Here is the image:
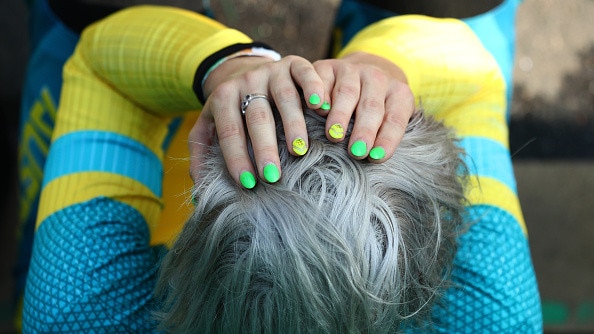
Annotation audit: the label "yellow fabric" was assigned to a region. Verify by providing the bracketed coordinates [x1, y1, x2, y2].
[38, 10, 524, 241]
[152, 114, 198, 246]
[38, 172, 163, 231]
[467, 176, 527, 235]
[37, 6, 253, 233]
[338, 15, 524, 233]
[337, 15, 508, 148]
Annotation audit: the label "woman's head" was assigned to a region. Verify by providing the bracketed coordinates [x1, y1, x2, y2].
[156, 110, 467, 333]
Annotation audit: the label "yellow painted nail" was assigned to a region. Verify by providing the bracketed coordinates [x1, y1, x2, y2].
[292, 137, 308, 156]
[328, 123, 344, 139]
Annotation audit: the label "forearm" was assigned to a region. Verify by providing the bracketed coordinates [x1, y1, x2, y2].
[38, 6, 255, 228]
[76, 5, 253, 115]
[26, 6, 254, 330]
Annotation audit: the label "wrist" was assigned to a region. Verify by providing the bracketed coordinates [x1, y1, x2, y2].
[202, 56, 276, 98]
[193, 43, 281, 104]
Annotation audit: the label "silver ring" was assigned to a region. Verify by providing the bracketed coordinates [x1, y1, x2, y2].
[241, 94, 269, 115]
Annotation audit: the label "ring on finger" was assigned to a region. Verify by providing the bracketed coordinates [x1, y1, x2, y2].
[241, 93, 270, 115]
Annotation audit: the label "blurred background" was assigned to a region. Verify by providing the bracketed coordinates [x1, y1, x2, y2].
[511, 1, 594, 333]
[1, 0, 593, 332]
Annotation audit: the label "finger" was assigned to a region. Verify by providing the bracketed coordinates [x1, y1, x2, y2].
[287, 56, 326, 110]
[313, 59, 336, 115]
[269, 63, 309, 157]
[209, 87, 259, 189]
[243, 94, 281, 183]
[325, 63, 361, 143]
[348, 69, 388, 160]
[368, 81, 415, 163]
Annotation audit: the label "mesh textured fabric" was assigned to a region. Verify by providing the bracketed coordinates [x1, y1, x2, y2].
[422, 205, 542, 333]
[23, 198, 160, 333]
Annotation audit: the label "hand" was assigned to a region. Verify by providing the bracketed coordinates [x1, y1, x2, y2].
[313, 52, 415, 162]
[189, 55, 326, 188]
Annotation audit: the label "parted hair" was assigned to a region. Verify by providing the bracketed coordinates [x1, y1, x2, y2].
[155, 109, 467, 333]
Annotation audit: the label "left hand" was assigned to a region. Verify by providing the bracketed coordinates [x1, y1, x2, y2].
[313, 51, 415, 162]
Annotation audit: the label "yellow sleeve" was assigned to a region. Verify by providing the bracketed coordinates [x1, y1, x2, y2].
[337, 15, 508, 146]
[78, 5, 253, 116]
[38, 6, 253, 231]
[338, 15, 525, 233]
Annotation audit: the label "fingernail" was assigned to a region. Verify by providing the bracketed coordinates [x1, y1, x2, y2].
[309, 93, 321, 105]
[369, 146, 386, 160]
[350, 140, 367, 157]
[292, 137, 308, 156]
[263, 163, 280, 183]
[321, 101, 331, 111]
[328, 123, 344, 139]
[240, 171, 257, 189]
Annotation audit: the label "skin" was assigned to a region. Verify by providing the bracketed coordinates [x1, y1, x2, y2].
[189, 51, 414, 187]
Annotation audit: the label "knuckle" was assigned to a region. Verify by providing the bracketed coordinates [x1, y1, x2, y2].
[385, 110, 409, 133]
[336, 83, 359, 102]
[368, 67, 388, 82]
[359, 97, 384, 113]
[246, 106, 273, 125]
[274, 85, 300, 105]
[240, 70, 261, 87]
[283, 119, 305, 134]
[253, 144, 278, 159]
[284, 55, 305, 64]
[216, 121, 243, 141]
[210, 82, 235, 101]
[354, 124, 376, 138]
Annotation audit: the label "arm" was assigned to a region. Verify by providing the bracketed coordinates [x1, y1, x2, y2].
[23, 6, 255, 332]
[338, 15, 542, 332]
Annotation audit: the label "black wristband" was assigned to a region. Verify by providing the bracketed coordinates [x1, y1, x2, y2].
[193, 42, 278, 105]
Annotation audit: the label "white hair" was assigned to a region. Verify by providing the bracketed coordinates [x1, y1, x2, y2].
[155, 109, 467, 333]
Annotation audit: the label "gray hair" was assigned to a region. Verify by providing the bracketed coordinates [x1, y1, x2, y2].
[155, 109, 467, 333]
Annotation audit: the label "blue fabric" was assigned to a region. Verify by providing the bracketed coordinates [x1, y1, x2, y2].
[16, 19, 78, 307]
[19, 1, 541, 332]
[27, 0, 63, 51]
[459, 136, 518, 193]
[424, 205, 542, 333]
[16, 0, 180, 307]
[462, 0, 521, 118]
[22, 198, 160, 333]
[43, 131, 163, 196]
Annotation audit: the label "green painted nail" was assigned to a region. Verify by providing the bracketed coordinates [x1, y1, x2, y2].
[263, 163, 280, 183]
[240, 171, 256, 189]
[309, 93, 321, 105]
[350, 140, 367, 157]
[321, 101, 331, 111]
[369, 147, 386, 160]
